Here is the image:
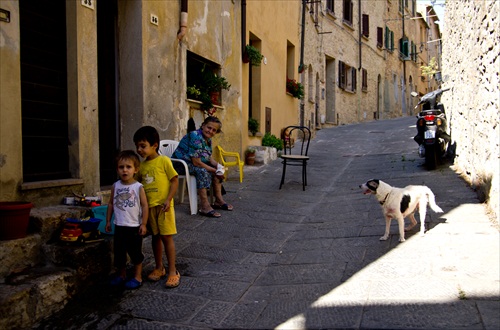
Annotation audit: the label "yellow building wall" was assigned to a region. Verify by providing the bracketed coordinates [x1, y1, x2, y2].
[243, 0, 301, 150]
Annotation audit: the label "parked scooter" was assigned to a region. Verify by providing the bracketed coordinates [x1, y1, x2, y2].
[411, 88, 451, 170]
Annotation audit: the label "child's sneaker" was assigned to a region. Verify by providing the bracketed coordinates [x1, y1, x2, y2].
[124, 278, 142, 289]
[110, 276, 125, 286]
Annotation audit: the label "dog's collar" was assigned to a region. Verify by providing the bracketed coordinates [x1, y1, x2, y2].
[379, 193, 389, 205]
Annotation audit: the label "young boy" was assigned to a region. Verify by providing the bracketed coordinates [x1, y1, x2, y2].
[106, 150, 149, 289]
[133, 126, 181, 288]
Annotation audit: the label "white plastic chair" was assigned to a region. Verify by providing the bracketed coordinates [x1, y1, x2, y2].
[159, 140, 197, 215]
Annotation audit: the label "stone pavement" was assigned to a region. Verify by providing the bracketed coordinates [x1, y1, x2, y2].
[37, 117, 499, 329]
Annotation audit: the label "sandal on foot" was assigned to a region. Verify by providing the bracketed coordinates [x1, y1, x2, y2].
[212, 203, 233, 211]
[124, 278, 142, 290]
[165, 271, 181, 288]
[110, 276, 126, 286]
[147, 267, 166, 281]
[198, 209, 221, 218]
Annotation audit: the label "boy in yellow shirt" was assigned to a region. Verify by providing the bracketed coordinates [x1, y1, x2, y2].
[133, 126, 180, 288]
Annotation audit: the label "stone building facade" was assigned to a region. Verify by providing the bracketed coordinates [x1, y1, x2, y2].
[0, 0, 440, 206]
[299, 0, 433, 127]
[441, 0, 499, 221]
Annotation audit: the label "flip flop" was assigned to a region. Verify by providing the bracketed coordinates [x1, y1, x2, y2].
[199, 209, 222, 218]
[211, 203, 233, 211]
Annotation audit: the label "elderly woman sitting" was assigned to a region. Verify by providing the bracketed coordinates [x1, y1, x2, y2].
[172, 116, 233, 218]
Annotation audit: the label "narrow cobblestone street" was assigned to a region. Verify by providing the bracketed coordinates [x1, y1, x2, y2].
[36, 117, 499, 329]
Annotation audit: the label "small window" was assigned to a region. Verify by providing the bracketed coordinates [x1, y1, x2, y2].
[338, 61, 356, 92]
[385, 26, 394, 52]
[343, 0, 353, 26]
[362, 68, 368, 92]
[362, 14, 369, 38]
[377, 27, 383, 48]
[326, 0, 334, 14]
[399, 37, 409, 60]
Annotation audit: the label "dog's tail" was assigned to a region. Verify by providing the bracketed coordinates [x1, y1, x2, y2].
[426, 188, 443, 213]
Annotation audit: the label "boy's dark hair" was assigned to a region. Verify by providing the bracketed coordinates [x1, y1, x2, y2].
[116, 150, 141, 169]
[133, 126, 160, 152]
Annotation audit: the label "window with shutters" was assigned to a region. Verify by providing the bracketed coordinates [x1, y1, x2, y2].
[326, 0, 334, 14]
[399, 36, 409, 60]
[362, 14, 369, 38]
[338, 61, 356, 92]
[343, 0, 353, 26]
[385, 26, 394, 52]
[377, 27, 383, 48]
[362, 68, 368, 92]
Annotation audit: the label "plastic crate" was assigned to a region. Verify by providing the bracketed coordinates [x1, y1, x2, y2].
[66, 218, 102, 232]
[92, 205, 115, 235]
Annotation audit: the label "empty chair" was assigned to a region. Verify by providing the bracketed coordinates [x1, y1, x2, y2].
[159, 139, 197, 215]
[214, 145, 244, 183]
[279, 126, 311, 191]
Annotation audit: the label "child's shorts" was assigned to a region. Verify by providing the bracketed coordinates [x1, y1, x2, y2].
[113, 225, 144, 268]
[148, 205, 177, 236]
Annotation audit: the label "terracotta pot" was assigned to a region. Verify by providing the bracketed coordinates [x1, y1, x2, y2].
[246, 153, 256, 165]
[0, 201, 33, 240]
[210, 91, 220, 106]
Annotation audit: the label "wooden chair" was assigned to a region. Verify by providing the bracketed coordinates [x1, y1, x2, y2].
[159, 140, 197, 215]
[279, 126, 311, 191]
[214, 145, 244, 183]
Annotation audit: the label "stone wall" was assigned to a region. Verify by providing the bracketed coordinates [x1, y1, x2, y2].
[441, 1, 499, 221]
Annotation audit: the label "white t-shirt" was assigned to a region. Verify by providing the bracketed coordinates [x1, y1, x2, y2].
[112, 181, 143, 227]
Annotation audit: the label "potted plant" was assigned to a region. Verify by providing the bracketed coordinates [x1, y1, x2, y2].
[248, 118, 260, 136]
[0, 201, 33, 240]
[245, 147, 257, 165]
[244, 44, 264, 66]
[200, 65, 231, 112]
[286, 78, 305, 99]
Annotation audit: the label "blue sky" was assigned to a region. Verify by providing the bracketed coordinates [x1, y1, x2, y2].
[417, 0, 446, 28]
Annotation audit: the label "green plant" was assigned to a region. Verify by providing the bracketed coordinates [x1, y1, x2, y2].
[262, 132, 283, 151]
[246, 147, 257, 154]
[248, 118, 260, 136]
[286, 78, 305, 99]
[187, 65, 231, 113]
[186, 85, 201, 99]
[421, 57, 439, 79]
[244, 44, 264, 66]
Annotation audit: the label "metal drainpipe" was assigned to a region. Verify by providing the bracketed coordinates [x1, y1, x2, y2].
[299, 0, 306, 74]
[358, 0, 362, 121]
[177, 0, 188, 40]
[242, 0, 246, 58]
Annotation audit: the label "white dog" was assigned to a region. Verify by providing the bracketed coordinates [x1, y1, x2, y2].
[359, 179, 443, 242]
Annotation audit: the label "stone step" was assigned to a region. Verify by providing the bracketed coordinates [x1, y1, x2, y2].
[0, 206, 112, 329]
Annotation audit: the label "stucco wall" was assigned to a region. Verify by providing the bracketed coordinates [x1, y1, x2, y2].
[0, 1, 22, 201]
[441, 0, 499, 221]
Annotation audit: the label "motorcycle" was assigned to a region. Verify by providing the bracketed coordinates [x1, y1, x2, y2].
[411, 87, 451, 170]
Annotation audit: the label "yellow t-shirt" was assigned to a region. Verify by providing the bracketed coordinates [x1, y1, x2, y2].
[138, 155, 178, 207]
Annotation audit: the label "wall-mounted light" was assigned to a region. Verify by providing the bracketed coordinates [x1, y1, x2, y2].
[0, 8, 10, 23]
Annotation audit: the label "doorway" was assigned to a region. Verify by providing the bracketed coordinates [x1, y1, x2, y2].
[97, 0, 120, 186]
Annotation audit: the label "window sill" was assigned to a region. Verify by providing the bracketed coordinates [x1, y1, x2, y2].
[21, 178, 84, 191]
[187, 98, 225, 111]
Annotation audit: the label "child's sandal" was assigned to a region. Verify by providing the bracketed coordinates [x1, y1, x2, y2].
[147, 268, 166, 281]
[165, 271, 181, 288]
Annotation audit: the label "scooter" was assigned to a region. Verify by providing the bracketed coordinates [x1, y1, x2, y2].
[411, 88, 451, 170]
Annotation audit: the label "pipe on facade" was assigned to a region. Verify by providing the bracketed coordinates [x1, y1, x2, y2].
[177, 0, 188, 40]
[242, 0, 247, 57]
[299, 0, 306, 73]
[358, 0, 362, 70]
